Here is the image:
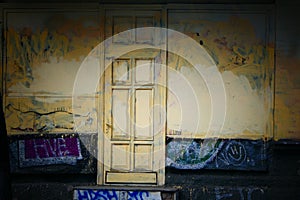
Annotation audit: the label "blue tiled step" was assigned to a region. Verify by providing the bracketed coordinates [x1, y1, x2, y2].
[74, 186, 179, 200]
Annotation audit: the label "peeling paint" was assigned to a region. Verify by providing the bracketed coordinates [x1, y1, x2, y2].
[6, 12, 100, 93]
[167, 12, 273, 139]
[5, 97, 97, 133]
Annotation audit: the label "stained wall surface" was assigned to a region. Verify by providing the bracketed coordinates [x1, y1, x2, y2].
[274, 0, 300, 140]
[0, 0, 300, 199]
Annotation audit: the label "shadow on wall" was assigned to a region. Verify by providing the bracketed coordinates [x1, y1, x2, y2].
[0, 95, 12, 200]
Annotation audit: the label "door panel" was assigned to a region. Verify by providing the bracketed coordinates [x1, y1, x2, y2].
[111, 144, 130, 170]
[136, 16, 155, 44]
[112, 16, 134, 43]
[112, 59, 131, 84]
[135, 59, 153, 84]
[135, 89, 153, 140]
[112, 89, 130, 140]
[134, 144, 153, 171]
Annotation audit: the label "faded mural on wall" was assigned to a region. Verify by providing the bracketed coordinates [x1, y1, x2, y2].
[167, 12, 274, 139]
[5, 97, 97, 133]
[2, 7, 279, 172]
[4, 11, 100, 134]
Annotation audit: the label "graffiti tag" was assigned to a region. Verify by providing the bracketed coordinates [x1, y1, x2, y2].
[19, 137, 82, 167]
[74, 189, 161, 200]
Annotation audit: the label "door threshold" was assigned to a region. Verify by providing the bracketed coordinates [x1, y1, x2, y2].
[74, 185, 179, 192]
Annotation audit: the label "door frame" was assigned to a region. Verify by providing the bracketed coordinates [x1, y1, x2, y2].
[97, 5, 167, 186]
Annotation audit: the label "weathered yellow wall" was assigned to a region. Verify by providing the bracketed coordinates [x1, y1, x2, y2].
[4, 10, 100, 134]
[167, 12, 274, 139]
[2, 5, 299, 141]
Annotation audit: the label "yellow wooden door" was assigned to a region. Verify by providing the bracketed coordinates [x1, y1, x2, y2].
[100, 8, 166, 186]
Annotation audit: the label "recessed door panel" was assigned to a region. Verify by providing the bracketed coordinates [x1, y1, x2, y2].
[135, 89, 153, 140]
[135, 59, 153, 84]
[112, 59, 131, 84]
[112, 89, 130, 140]
[136, 16, 154, 44]
[111, 144, 130, 170]
[112, 16, 133, 43]
[134, 144, 153, 171]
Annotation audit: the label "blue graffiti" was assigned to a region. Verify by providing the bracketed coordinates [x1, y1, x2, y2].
[166, 139, 267, 171]
[214, 187, 265, 200]
[128, 191, 149, 200]
[76, 189, 151, 200]
[77, 189, 118, 200]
